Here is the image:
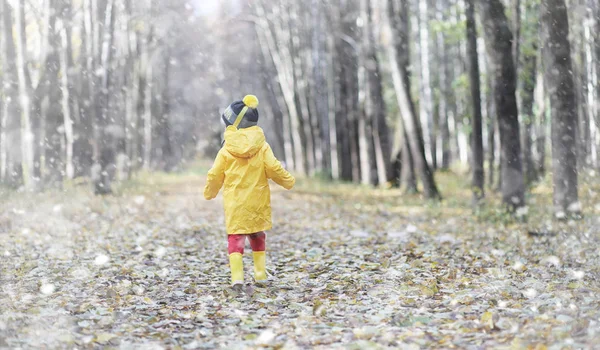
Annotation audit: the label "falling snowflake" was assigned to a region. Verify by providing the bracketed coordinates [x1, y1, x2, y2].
[155, 246, 167, 258]
[133, 286, 145, 295]
[11, 208, 25, 215]
[134, 196, 146, 205]
[515, 206, 529, 218]
[571, 270, 585, 280]
[541, 256, 561, 268]
[512, 261, 526, 272]
[158, 268, 170, 278]
[523, 288, 537, 299]
[40, 284, 55, 295]
[255, 329, 276, 346]
[567, 201, 581, 213]
[94, 254, 110, 266]
[405, 224, 418, 233]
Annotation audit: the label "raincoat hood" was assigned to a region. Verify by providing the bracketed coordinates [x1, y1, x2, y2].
[223, 126, 266, 158]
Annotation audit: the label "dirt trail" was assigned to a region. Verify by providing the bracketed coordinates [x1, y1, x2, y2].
[1, 174, 600, 349]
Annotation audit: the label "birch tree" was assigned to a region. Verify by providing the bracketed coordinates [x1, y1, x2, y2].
[1, 0, 20, 185]
[14, 0, 35, 190]
[386, 0, 441, 199]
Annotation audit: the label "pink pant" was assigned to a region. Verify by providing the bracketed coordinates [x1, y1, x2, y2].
[228, 232, 266, 254]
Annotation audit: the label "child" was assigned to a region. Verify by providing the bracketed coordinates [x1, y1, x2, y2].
[204, 95, 295, 288]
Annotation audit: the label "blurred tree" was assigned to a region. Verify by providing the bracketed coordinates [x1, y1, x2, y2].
[0, 0, 20, 185]
[0, 0, 596, 214]
[541, 0, 581, 218]
[418, 0, 435, 168]
[478, 0, 525, 211]
[92, 0, 117, 195]
[519, 0, 539, 185]
[14, 0, 35, 191]
[42, 0, 64, 188]
[466, 0, 484, 203]
[386, 0, 440, 199]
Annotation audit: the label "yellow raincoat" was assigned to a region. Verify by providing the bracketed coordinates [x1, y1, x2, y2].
[204, 126, 295, 234]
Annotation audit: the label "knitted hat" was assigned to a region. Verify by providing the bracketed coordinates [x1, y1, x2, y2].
[222, 95, 260, 129]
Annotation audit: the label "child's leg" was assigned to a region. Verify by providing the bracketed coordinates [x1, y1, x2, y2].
[248, 232, 266, 251]
[249, 232, 267, 282]
[228, 235, 246, 285]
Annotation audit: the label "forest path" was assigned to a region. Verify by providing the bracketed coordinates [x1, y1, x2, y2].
[1, 171, 600, 349]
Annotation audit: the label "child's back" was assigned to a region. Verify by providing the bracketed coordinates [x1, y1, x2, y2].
[204, 95, 294, 287]
[204, 125, 294, 234]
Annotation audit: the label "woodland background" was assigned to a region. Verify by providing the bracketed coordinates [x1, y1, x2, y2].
[0, 0, 597, 216]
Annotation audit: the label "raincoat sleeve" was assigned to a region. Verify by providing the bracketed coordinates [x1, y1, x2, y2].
[204, 150, 226, 200]
[264, 144, 295, 190]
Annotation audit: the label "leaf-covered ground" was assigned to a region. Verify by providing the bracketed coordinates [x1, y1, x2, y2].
[1, 167, 600, 349]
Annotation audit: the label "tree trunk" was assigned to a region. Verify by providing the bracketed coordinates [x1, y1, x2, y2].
[418, 0, 435, 166]
[84, 0, 99, 181]
[386, 0, 441, 199]
[43, 0, 64, 188]
[481, 51, 497, 188]
[326, 33, 339, 180]
[342, 0, 362, 183]
[571, 0, 590, 168]
[255, 0, 306, 175]
[429, 0, 440, 170]
[596, 0, 600, 169]
[439, 0, 453, 170]
[0, 0, 4, 183]
[75, 0, 95, 178]
[448, 1, 462, 167]
[487, 78, 496, 188]
[520, 2, 539, 185]
[391, 122, 418, 193]
[143, 56, 153, 170]
[401, 132, 418, 193]
[14, 0, 35, 190]
[358, 0, 378, 186]
[311, 0, 332, 179]
[534, 71, 547, 177]
[365, 0, 393, 185]
[159, 53, 174, 172]
[1, 0, 20, 185]
[255, 23, 291, 165]
[258, 38, 287, 163]
[478, 0, 525, 211]
[466, 0, 484, 202]
[541, 0, 580, 218]
[452, 1, 468, 166]
[333, 2, 356, 182]
[124, 0, 139, 176]
[288, 2, 313, 175]
[434, 0, 447, 170]
[93, 0, 117, 194]
[60, 0, 75, 180]
[512, 0, 521, 77]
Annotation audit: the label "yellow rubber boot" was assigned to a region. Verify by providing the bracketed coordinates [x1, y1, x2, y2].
[229, 253, 244, 286]
[253, 251, 267, 283]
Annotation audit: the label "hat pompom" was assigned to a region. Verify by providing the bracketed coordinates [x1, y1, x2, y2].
[243, 95, 259, 109]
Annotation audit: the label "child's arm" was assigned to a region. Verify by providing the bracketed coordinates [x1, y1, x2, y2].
[204, 150, 226, 200]
[264, 144, 295, 190]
